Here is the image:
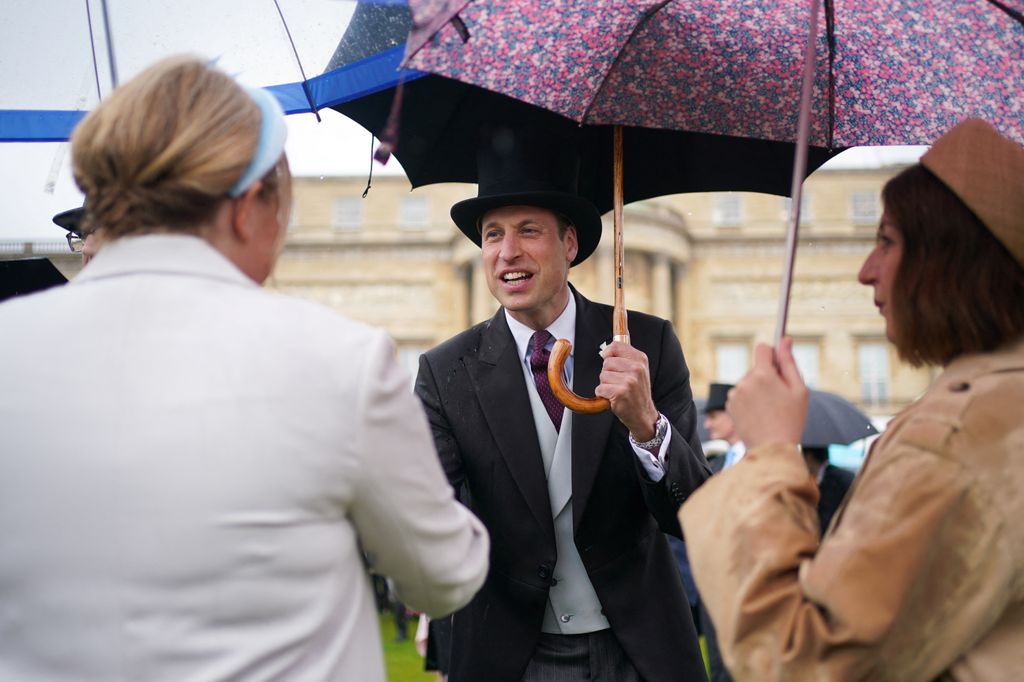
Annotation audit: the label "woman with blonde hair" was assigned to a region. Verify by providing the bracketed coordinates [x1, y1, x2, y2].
[681, 119, 1024, 681]
[0, 56, 487, 681]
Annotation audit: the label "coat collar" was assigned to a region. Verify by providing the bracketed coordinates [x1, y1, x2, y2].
[936, 337, 1024, 388]
[74, 234, 257, 290]
[474, 307, 554, 537]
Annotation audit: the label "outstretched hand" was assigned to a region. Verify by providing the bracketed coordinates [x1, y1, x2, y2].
[596, 341, 660, 442]
[727, 338, 809, 450]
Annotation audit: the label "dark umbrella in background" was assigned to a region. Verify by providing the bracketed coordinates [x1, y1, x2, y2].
[801, 389, 878, 449]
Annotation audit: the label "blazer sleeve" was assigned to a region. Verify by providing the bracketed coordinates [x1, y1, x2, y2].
[634, 319, 712, 536]
[679, 438, 1013, 681]
[347, 332, 488, 618]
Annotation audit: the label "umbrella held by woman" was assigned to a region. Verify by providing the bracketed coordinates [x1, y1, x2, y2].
[680, 119, 1024, 681]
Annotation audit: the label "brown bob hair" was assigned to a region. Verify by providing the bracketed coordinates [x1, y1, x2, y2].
[882, 165, 1024, 367]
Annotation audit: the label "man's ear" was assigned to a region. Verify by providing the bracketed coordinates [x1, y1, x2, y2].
[230, 181, 263, 242]
[565, 225, 579, 263]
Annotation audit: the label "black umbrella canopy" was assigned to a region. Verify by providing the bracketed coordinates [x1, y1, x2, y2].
[802, 389, 878, 448]
[328, 5, 842, 214]
[693, 390, 876, 449]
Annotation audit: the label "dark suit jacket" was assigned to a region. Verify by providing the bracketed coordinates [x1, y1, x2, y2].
[817, 464, 856, 537]
[415, 288, 711, 682]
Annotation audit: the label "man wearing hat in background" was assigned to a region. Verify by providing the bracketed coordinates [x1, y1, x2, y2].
[415, 127, 711, 682]
[53, 206, 101, 265]
[702, 383, 744, 475]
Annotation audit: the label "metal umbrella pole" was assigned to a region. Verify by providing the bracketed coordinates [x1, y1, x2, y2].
[774, 0, 822, 350]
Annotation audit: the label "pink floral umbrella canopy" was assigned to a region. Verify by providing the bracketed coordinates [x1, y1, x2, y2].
[404, 0, 1024, 147]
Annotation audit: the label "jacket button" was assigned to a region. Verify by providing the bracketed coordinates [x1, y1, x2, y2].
[538, 565, 551, 580]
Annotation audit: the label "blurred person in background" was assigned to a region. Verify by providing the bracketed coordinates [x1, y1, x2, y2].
[682, 119, 1024, 680]
[53, 206, 102, 265]
[0, 56, 487, 682]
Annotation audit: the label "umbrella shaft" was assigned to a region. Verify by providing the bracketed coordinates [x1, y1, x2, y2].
[775, 0, 821, 350]
[613, 126, 629, 342]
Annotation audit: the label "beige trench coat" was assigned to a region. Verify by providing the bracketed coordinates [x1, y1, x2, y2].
[680, 338, 1024, 681]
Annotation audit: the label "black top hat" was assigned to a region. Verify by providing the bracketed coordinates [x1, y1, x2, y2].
[53, 207, 86, 236]
[704, 383, 734, 413]
[450, 126, 602, 266]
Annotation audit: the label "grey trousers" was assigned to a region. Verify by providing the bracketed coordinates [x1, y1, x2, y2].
[520, 630, 643, 682]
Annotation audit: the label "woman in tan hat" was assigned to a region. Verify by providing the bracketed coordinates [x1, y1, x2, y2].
[680, 119, 1024, 681]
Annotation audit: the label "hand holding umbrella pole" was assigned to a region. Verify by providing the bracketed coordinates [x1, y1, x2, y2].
[548, 126, 628, 414]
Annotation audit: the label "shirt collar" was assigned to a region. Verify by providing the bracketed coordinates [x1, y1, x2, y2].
[505, 292, 577, 362]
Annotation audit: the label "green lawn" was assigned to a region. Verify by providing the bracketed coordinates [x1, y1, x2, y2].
[380, 613, 436, 682]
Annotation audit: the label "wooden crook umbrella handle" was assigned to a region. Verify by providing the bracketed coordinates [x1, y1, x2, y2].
[548, 126, 628, 414]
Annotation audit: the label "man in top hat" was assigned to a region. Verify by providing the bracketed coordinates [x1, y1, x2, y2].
[53, 206, 101, 265]
[703, 383, 745, 475]
[415, 127, 711, 682]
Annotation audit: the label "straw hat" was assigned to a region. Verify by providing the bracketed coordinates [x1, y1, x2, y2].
[921, 119, 1024, 268]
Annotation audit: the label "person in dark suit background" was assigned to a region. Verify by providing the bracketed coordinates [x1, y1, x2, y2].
[802, 446, 856, 537]
[415, 128, 711, 682]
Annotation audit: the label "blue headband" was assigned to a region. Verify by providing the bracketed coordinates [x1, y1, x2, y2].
[229, 87, 288, 198]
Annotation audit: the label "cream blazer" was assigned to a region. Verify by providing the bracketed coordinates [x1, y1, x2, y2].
[0, 235, 488, 682]
[681, 339, 1024, 681]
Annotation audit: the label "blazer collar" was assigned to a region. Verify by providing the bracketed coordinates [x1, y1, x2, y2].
[474, 309, 555, 538]
[74, 234, 256, 290]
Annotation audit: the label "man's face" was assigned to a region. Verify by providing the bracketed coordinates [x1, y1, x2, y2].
[480, 205, 578, 330]
[704, 409, 737, 444]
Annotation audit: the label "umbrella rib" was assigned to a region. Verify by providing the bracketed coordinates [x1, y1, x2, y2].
[83, 0, 104, 102]
[987, 0, 1024, 27]
[824, 0, 836, 150]
[272, 0, 321, 120]
[579, 0, 674, 125]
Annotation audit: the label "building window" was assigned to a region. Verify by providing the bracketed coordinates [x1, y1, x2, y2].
[792, 341, 820, 389]
[858, 342, 890, 405]
[712, 194, 743, 227]
[850, 191, 879, 225]
[332, 197, 362, 230]
[399, 196, 430, 229]
[782, 193, 812, 224]
[715, 342, 749, 383]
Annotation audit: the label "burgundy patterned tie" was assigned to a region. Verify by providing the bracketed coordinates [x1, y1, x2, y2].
[529, 330, 563, 431]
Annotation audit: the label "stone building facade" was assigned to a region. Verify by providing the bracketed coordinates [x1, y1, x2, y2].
[4, 165, 932, 418]
[273, 167, 931, 418]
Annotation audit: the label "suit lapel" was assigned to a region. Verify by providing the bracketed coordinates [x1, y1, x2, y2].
[470, 309, 554, 538]
[569, 289, 616, 531]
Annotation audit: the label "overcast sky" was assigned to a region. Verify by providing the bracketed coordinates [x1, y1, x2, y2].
[0, 108, 927, 242]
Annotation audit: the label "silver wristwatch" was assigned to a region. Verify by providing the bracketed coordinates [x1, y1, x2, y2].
[629, 413, 669, 450]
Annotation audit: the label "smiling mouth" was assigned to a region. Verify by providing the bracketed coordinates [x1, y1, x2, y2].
[501, 271, 533, 284]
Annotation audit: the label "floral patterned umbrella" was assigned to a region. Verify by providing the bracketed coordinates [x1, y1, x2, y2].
[404, 0, 1024, 148]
